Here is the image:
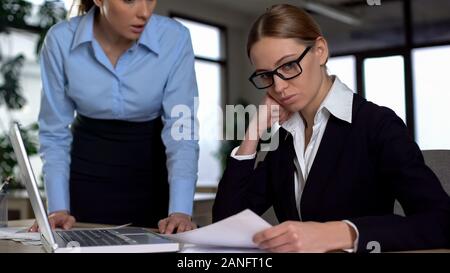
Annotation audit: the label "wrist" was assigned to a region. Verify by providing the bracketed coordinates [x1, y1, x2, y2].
[324, 221, 357, 252]
[237, 139, 258, 155]
[49, 210, 70, 216]
[247, 119, 264, 140]
[169, 212, 191, 219]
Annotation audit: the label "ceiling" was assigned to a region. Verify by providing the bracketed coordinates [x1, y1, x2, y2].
[194, 0, 450, 24]
[195, 0, 372, 17]
[192, 0, 450, 54]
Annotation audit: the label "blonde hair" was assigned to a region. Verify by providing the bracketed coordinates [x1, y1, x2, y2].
[247, 4, 324, 58]
[69, 0, 96, 16]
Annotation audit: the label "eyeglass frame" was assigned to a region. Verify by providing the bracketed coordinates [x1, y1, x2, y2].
[248, 46, 312, 90]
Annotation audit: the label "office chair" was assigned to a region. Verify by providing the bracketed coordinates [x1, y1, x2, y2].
[394, 149, 450, 216]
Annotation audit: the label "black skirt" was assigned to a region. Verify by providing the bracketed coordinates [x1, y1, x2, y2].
[69, 115, 169, 228]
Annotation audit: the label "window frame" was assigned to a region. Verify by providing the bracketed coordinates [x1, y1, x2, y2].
[170, 12, 229, 108]
[330, 0, 450, 141]
[170, 13, 228, 191]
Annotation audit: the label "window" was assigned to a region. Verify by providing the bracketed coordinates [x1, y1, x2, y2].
[327, 56, 356, 92]
[363, 55, 407, 123]
[174, 16, 226, 188]
[173, 18, 223, 61]
[0, 30, 43, 184]
[413, 45, 450, 149]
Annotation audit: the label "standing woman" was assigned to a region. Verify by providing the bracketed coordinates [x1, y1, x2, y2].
[32, 0, 199, 233]
[213, 4, 450, 252]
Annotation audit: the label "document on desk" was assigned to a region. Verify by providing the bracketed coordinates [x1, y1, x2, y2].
[164, 209, 272, 248]
[0, 227, 40, 243]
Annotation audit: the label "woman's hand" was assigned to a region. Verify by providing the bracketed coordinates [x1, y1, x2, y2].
[158, 213, 197, 234]
[253, 221, 357, 253]
[236, 94, 292, 156]
[254, 94, 292, 137]
[28, 210, 76, 232]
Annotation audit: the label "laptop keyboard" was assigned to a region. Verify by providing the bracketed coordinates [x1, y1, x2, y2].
[56, 229, 134, 247]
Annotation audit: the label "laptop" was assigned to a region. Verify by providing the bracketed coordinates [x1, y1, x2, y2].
[9, 122, 180, 253]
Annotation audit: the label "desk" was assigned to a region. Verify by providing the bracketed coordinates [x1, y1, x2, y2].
[2, 220, 450, 253]
[0, 220, 40, 253]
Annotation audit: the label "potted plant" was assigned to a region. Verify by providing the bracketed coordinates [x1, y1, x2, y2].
[0, 0, 66, 189]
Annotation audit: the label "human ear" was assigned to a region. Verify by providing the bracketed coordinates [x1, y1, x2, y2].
[93, 0, 103, 8]
[314, 37, 329, 66]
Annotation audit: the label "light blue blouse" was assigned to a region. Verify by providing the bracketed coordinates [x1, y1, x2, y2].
[38, 8, 199, 216]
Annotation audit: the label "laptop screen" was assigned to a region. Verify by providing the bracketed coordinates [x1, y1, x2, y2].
[9, 122, 57, 250]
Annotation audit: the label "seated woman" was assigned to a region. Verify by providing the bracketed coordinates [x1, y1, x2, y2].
[213, 4, 450, 253]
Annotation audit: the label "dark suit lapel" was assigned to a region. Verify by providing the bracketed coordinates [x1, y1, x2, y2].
[271, 129, 300, 221]
[300, 115, 352, 219]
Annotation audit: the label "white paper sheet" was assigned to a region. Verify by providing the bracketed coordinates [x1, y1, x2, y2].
[0, 227, 40, 241]
[164, 209, 272, 248]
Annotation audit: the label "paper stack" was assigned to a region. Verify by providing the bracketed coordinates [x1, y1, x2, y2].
[0, 227, 41, 246]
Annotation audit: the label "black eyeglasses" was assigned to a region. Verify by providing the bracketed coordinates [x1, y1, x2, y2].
[249, 46, 312, 90]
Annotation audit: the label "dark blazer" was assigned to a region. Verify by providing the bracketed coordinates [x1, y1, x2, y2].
[213, 94, 450, 253]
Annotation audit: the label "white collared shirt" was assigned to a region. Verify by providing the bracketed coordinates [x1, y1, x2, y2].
[231, 76, 359, 252]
